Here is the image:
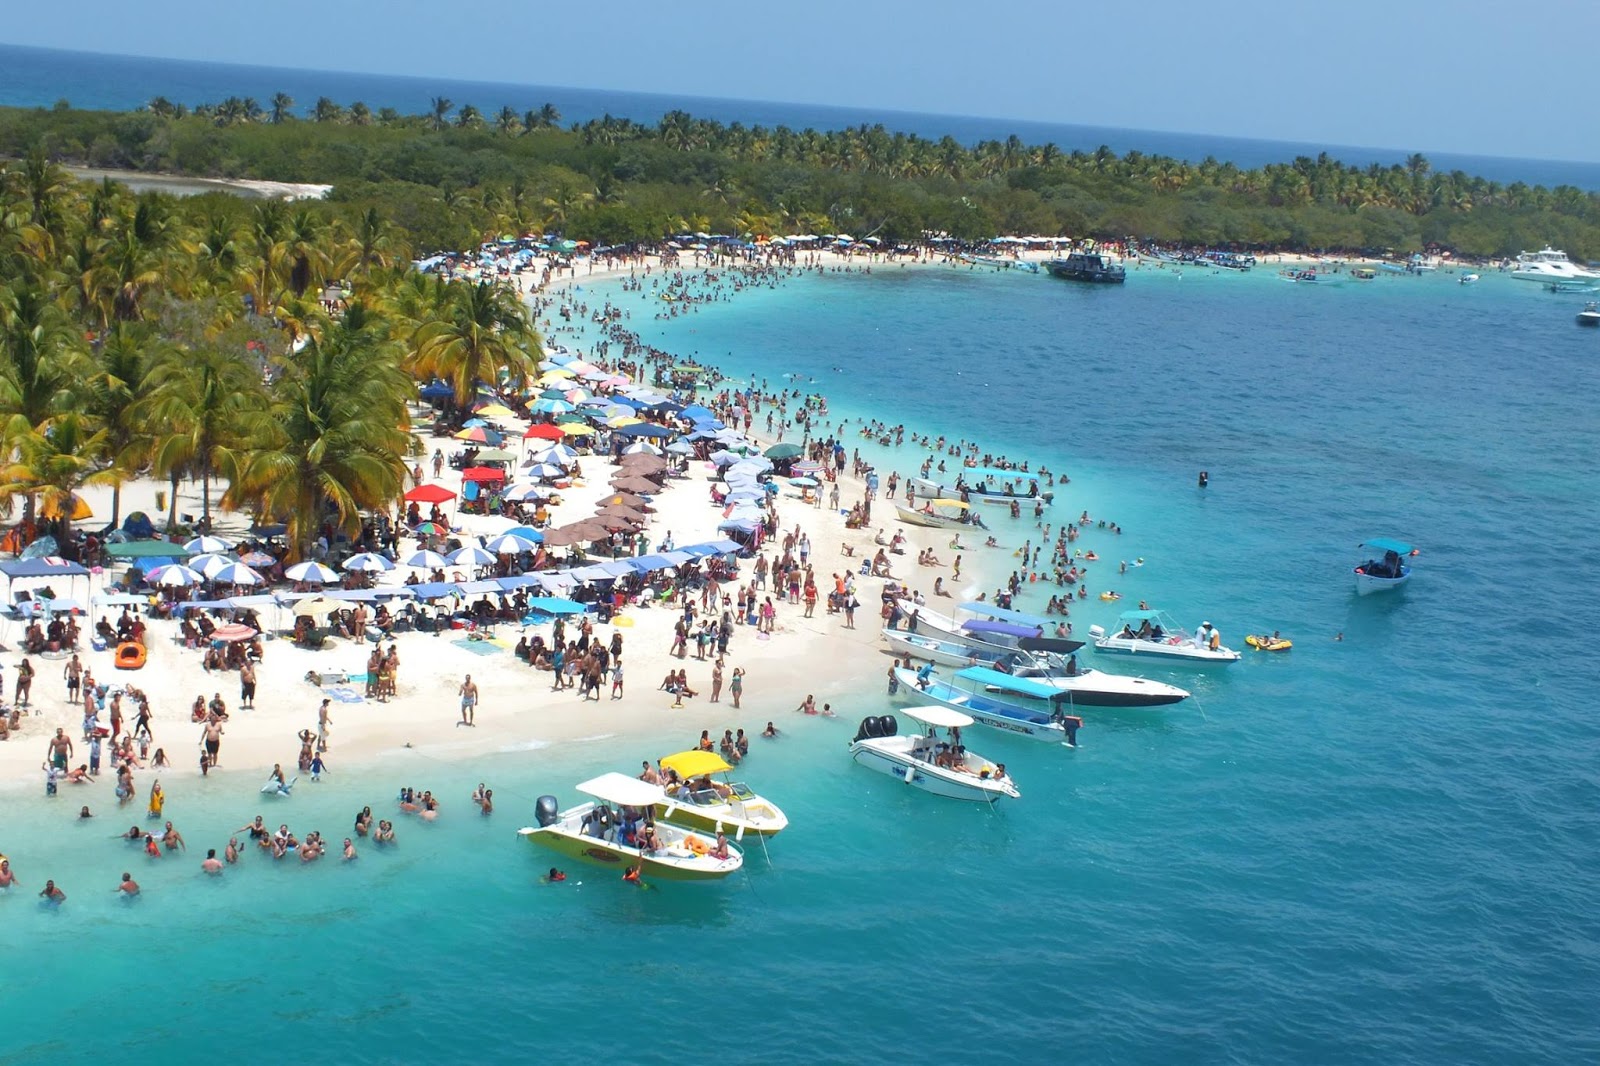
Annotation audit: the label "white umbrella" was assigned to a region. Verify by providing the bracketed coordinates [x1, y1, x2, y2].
[190, 553, 233, 578]
[209, 562, 263, 586]
[151, 564, 205, 587]
[184, 535, 228, 554]
[404, 550, 450, 569]
[666, 441, 695, 455]
[483, 533, 538, 554]
[503, 484, 549, 502]
[622, 441, 662, 455]
[532, 444, 578, 464]
[285, 561, 339, 583]
[342, 552, 395, 572]
[525, 462, 565, 479]
[448, 546, 496, 566]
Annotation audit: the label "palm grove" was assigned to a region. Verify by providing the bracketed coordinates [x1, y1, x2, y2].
[2, 96, 1597, 257]
[0, 149, 540, 561]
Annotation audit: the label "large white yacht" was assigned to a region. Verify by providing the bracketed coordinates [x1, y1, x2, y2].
[1510, 247, 1600, 287]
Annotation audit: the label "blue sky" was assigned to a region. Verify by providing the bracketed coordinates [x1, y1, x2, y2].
[8, 0, 1598, 161]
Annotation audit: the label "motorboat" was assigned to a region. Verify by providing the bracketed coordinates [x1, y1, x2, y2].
[896, 600, 1049, 653]
[1354, 538, 1416, 595]
[518, 773, 744, 881]
[1046, 251, 1126, 283]
[1089, 609, 1241, 664]
[884, 629, 1190, 708]
[892, 665, 1082, 744]
[1352, 268, 1377, 281]
[653, 750, 788, 838]
[910, 467, 1053, 507]
[1459, 273, 1480, 285]
[1578, 301, 1600, 327]
[1511, 246, 1600, 287]
[849, 707, 1020, 804]
[894, 498, 980, 530]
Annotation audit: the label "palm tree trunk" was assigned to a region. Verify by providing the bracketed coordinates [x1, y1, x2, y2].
[110, 483, 122, 529]
[166, 472, 180, 531]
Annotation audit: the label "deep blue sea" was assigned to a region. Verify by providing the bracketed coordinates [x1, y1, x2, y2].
[4, 262, 1597, 1064]
[2, 43, 1597, 190]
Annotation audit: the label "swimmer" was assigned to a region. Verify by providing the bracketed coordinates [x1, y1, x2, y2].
[78, 805, 93, 819]
[225, 838, 240, 864]
[118, 872, 139, 896]
[546, 867, 567, 883]
[342, 838, 358, 861]
[0, 858, 14, 887]
[762, 721, 778, 738]
[39, 879, 65, 903]
[201, 849, 223, 874]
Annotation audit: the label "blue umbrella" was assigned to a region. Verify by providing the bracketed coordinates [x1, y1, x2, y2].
[420, 381, 453, 399]
[343, 552, 395, 573]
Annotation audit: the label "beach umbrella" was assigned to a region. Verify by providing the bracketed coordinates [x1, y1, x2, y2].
[419, 381, 453, 399]
[473, 447, 517, 463]
[293, 596, 341, 618]
[212, 623, 258, 643]
[592, 514, 641, 532]
[462, 418, 489, 429]
[411, 520, 448, 536]
[474, 403, 515, 418]
[710, 450, 743, 467]
[616, 423, 674, 439]
[404, 550, 450, 569]
[622, 441, 662, 455]
[666, 441, 695, 455]
[525, 462, 566, 479]
[607, 415, 643, 428]
[764, 442, 803, 460]
[342, 552, 395, 573]
[537, 369, 575, 384]
[791, 459, 823, 474]
[524, 424, 565, 441]
[484, 533, 539, 554]
[503, 526, 544, 543]
[532, 398, 575, 415]
[209, 562, 263, 586]
[184, 535, 229, 554]
[532, 444, 578, 464]
[538, 359, 565, 371]
[448, 546, 496, 566]
[789, 476, 820, 488]
[405, 483, 457, 504]
[556, 423, 595, 437]
[599, 492, 650, 508]
[610, 476, 660, 493]
[151, 564, 205, 587]
[240, 551, 276, 567]
[285, 561, 339, 583]
[618, 453, 667, 470]
[503, 484, 549, 502]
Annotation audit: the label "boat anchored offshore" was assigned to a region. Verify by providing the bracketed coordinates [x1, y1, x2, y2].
[1511, 246, 1600, 287]
[910, 468, 1053, 507]
[850, 707, 1019, 803]
[1578, 301, 1600, 327]
[1354, 538, 1417, 595]
[893, 665, 1083, 744]
[1046, 251, 1126, 284]
[1090, 609, 1240, 664]
[653, 750, 788, 838]
[518, 773, 744, 881]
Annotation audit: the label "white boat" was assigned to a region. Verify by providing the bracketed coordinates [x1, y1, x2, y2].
[1510, 246, 1600, 287]
[894, 498, 979, 530]
[909, 467, 1053, 507]
[654, 750, 788, 838]
[892, 665, 1081, 744]
[883, 628, 1190, 708]
[849, 706, 1020, 803]
[1459, 273, 1480, 285]
[518, 772, 744, 881]
[1354, 538, 1416, 595]
[1577, 301, 1600, 327]
[1089, 609, 1240, 664]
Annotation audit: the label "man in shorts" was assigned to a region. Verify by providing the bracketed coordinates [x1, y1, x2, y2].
[458, 675, 478, 728]
[47, 727, 72, 771]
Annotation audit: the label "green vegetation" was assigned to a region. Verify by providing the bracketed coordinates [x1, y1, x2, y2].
[1, 99, 1597, 257]
[0, 147, 544, 560]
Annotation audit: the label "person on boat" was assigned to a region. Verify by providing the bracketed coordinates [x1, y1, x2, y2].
[709, 831, 730, 860]
[1064, 654, 1080, 677]
[914, 663, 935, 691]
[991, 763, 1010, 785]
[637, 822, 662, 854]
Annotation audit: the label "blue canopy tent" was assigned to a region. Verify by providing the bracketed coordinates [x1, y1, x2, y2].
[613, 424, 675, 439]
[680, 404, 715, 421]
[958, 602, 1052, 628]
[628, 554, 680, 573]
[522, 597, 590, 616]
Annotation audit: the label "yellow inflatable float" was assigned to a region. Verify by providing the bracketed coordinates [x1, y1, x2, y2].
[1245, 634, 1292, 652]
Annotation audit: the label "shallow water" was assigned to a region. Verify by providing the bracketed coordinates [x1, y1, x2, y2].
[4, 264, 1599, 1064]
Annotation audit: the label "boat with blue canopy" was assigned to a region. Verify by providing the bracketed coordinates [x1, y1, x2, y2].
[909, 466, 1053, 507]
[890, 665, 1082, 744]
[1354, 538, 1417, 595]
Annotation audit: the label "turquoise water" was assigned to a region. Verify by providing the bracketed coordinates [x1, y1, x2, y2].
[5, 266, 1600, 1063]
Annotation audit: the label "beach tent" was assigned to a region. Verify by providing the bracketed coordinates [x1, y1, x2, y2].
[405, 484, 457, 504]
[107, 540, 192, 560]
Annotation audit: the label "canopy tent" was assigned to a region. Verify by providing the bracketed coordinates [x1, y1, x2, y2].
[106, 541, 193, 559]
[0, 558, 91, 579]
[461, 467, 507, 482]
[405, 484, 457, 504]
[522, 597, 590, 616]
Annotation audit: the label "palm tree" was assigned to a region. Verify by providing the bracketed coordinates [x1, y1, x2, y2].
[428, 97, 453, 131]
[312, 97, 344, 123]
[270, 93, 295, 124]
[348, 101, 372, 127]
[335, 206, 406, 280]
[455, 104, 484, 130]
[0, 413, 112, 542]
[145, 344, 262, 528]
[148, 97, 179, 119]
[282, 208, 332, 297]
[495, 106, 522, 135]
[0, 277, 85, 440]
[228, 303, 411, 560]
[80, 324, 163, 526]
[409, 280, 540, 417]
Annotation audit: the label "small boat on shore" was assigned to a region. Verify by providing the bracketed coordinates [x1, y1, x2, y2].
[653, 750, 788, 838]
[892, 665, 1082, 744]
[849, 707, 1019, 804]
[1577, 301, 1600, 327]
[519, 773, 744, 881]
[1046, 251, 1126, 284]
[894, 498, 981, 530]
[1090, 609, 1240, 664]
[1354, 538, 1416, 595]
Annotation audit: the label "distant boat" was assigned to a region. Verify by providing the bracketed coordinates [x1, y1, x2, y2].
[1045, 251, 1126, 284]
[1352, 267, 1377, 280]
[1511, 246, 1600, 287]
[1577, 301, 1600, 327]
[1353, 538, 1417, 596]
[1459, 273, 1480, 284]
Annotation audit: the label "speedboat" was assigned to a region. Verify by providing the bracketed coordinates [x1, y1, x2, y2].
[1578, 301, 1600, 327]
[894, 498, 978, 530]
[892, 665, 1082, 744]
[849, 707, 1019, 804]
[1045, 251, 1125, 283]
[1511, 246, 1600, 287]
[1089, 609, 1241, 664]
[1354, 538, 1416, 595]
[910, 468, 1053, 507]
[518, 773, 744, 881]
[653, 750, 788, 838]
[1459, 273, 1480, 284]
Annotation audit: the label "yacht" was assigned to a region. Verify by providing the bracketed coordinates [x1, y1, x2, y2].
[1510, 247, 1600, 287]
[1046, 251, 1126, 284]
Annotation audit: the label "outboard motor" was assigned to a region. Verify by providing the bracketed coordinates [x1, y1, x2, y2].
[1087, 624, 1106, 640]
[534, 795, 560, 827]
[852, 717, 877, 744]
[879, 714, 898, 737]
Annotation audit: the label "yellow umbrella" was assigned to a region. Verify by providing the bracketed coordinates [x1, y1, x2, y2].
[537, 369, 575, 384]
[40, 494, 93, 521]
[607, 416, 643, 428]
[659, 750, 734, 777]
[556, 423, 595, 436]
[474, 403, 515, 417]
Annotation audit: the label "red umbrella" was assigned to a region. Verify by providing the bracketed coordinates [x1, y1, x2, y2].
[404, 483, 457, 503]
[524, 424, 566, 441]
[461, 467, 506, 482]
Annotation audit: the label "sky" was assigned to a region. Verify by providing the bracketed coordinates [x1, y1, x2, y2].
[7, 0, 1599, 162]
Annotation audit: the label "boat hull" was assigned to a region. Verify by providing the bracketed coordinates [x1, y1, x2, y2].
[894, 505, 968, 529]
[850, 741, 1016, 803]
[1354, 569, 1411, 595]
[518, 826, 742, 881]
[892, 668, 1072, 743]
[1091, 638, 1240, 664]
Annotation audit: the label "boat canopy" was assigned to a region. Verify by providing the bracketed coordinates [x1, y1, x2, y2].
[575, 772, 666, 807]
[1360, 538, 1415, 555]
[959, 601, 1051, 628]
[928, 499, 970, 509]
[961, 467, 1037, 481]
[955, 666, 1067, 700]
[1117, 609, 1167, 621]
[659, 750, 734, 777]
[1017, 636, 1087, 654]
[961, 619, 1042, 638]
[900, 705, 976, 729]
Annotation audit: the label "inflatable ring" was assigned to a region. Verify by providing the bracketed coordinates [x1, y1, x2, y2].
[1245, 635, 1293, 652]
[684, 835, 707, 856]
[114, 642, 146, 670]
[1099, 592, 1121, 601]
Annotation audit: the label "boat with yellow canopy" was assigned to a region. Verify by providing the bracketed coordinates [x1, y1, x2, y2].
[654, 750, 789, 838]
